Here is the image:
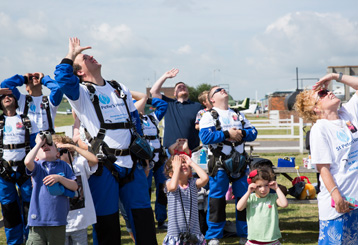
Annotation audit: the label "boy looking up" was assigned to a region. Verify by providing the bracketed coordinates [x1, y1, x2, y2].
[24, 134, 78, 244]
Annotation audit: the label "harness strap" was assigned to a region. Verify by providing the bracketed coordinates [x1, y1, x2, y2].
[41, 96, 55, 134]
[3, 144, 27, 150]
[23, 95, 33, 116]
[103, 147, 130, 156]
[143, 135, 158, 140]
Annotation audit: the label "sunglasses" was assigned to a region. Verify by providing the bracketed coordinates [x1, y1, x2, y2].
[211, 87, 224, 98]
[58, 148, 69, 156]
[315, 89, 329, 104]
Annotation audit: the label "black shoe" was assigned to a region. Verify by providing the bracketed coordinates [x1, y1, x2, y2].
[157, 222, 168, 230]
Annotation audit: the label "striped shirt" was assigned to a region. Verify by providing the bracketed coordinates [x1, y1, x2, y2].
[165, 178, 202, 237]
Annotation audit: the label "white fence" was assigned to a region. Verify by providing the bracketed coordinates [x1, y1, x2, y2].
[56, 115, 311, 153]
[250, 115, 311, 153]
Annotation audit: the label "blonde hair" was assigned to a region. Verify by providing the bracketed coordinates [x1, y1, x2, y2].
[198, 91, 209, 105]
[52, 134, 76, 156]
[294, 90, 319, 123]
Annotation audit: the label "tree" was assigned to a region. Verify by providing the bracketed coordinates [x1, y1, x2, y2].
[188, 83, 212, 102]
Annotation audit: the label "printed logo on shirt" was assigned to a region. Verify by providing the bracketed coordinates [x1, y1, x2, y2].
[16, 122, 24, 129]
[99, 94, 111, 105]
[222, 117, 230, 125]
[337, 130, 350, 143]
[232, 114, 238, 121]
[30, 104, 36, 112]
[143, 120, 150, 127]
[4, 125, 12, 133]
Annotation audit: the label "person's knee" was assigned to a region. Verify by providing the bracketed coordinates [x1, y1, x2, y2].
[1, 201, 22, 228]
[208, 197, 226, 223]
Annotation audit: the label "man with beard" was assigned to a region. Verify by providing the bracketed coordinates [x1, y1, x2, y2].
[150, 69, 203, 151]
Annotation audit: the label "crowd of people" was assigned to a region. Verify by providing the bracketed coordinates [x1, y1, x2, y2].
[0, 36, 356, 245]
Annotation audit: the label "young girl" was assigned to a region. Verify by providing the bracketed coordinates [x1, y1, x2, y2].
[163, 154, 209, 245]
[237, 168, 288, 245]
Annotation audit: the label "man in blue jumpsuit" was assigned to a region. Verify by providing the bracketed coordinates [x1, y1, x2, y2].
[132, 91, 168, 229]
[199, 86, 257, 245]
[1, 72, 63, 134]
[54, 37, 157, 245]
[0, 92, 38, 245]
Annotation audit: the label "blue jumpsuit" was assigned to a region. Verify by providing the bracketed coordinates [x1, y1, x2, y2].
[0, 114, 37, 245]
[140, 98, 168, 225]
[55, 59, 157, 245]
[199, 109, 257, 240]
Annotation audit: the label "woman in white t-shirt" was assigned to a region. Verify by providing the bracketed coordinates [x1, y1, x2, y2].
[294, 72, 358, 245]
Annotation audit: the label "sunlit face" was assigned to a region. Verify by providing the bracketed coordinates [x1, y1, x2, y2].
[36, 143, 59, 161]
[1, 95, 16, 111]
[313, 90, 340, 112]
[74, 54, 101, 75]
[254, 179, 270, 198]
[209, 87, 228, 104]
[174, 83, 189, 99]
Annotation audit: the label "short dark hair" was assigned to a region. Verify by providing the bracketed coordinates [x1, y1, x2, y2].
[174, 82, 186, 89]
[73, 63, 83, 81]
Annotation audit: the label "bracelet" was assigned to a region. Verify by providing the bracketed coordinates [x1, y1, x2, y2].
[337, 72, 343, 83]
[329, 186, 338, 195]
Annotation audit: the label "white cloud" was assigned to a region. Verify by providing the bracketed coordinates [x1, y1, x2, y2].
[175, 45, 192, 54]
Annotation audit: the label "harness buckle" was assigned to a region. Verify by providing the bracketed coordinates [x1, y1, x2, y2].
[96, 145, 107, 161]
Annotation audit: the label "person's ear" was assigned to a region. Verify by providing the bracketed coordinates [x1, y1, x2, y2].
[77, 70, 84, 77]
[56, 152, 60, 159]
[313, 105, 320, 115]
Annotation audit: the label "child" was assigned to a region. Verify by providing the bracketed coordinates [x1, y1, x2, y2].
[24, 134, 78, 245]
[168, 138, 192, 157]
[195, 91, 212, 130]
[236, 168, 288, 245]
[52, 135, 98, 245]
[163, 154, 209, 245]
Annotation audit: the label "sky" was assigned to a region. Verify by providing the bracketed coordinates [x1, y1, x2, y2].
[1, 0, 358, 101]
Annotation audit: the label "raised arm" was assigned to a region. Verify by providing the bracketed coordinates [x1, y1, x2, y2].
[150, 68, 179, 99]
[269, 181, 288, 208]
[314, 73, 358, 93]
[0, 74, 25, 99]
[150, 97, 168, 122]
[57, 142, 98, 167]
[166, 155, 182, 192]
[41, 75, 63, 106]
[25, 134, 45, 172]
[181, 154, 208, 188]
[237, 183, 256, 211]
[131, 91, 148, 114]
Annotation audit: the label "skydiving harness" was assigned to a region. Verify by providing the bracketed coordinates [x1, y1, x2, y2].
[207, 109, 250, 181]
[24, 95, 55, 134]
[0, 114, 32, 186]
[139, 114, 167, 172]
[83, 80, 136, 185]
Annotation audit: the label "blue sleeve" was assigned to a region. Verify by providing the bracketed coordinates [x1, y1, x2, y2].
[0, 74, 24, 100]
[30, 133, 37, 148]
[151, 98, 168, 121]
[242, 126, 258, 142]
[41, 75, 63, 106]
[54, 61, 80, 101]
[199, 126, 226, 145]
[131, 110, 143, 135]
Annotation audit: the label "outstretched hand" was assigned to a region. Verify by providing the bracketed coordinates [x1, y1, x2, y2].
[164, 68, 179, 79]
[67, 37, 92, 60]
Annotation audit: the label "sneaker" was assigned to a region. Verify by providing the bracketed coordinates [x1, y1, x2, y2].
[157, 222, 168, 230]
[208, 238, 220, 245]
[239, 237, 248, 245]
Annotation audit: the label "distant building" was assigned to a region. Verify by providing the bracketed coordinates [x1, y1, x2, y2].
[146, 87, 175, 99]
[267, 90, 301, 122]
